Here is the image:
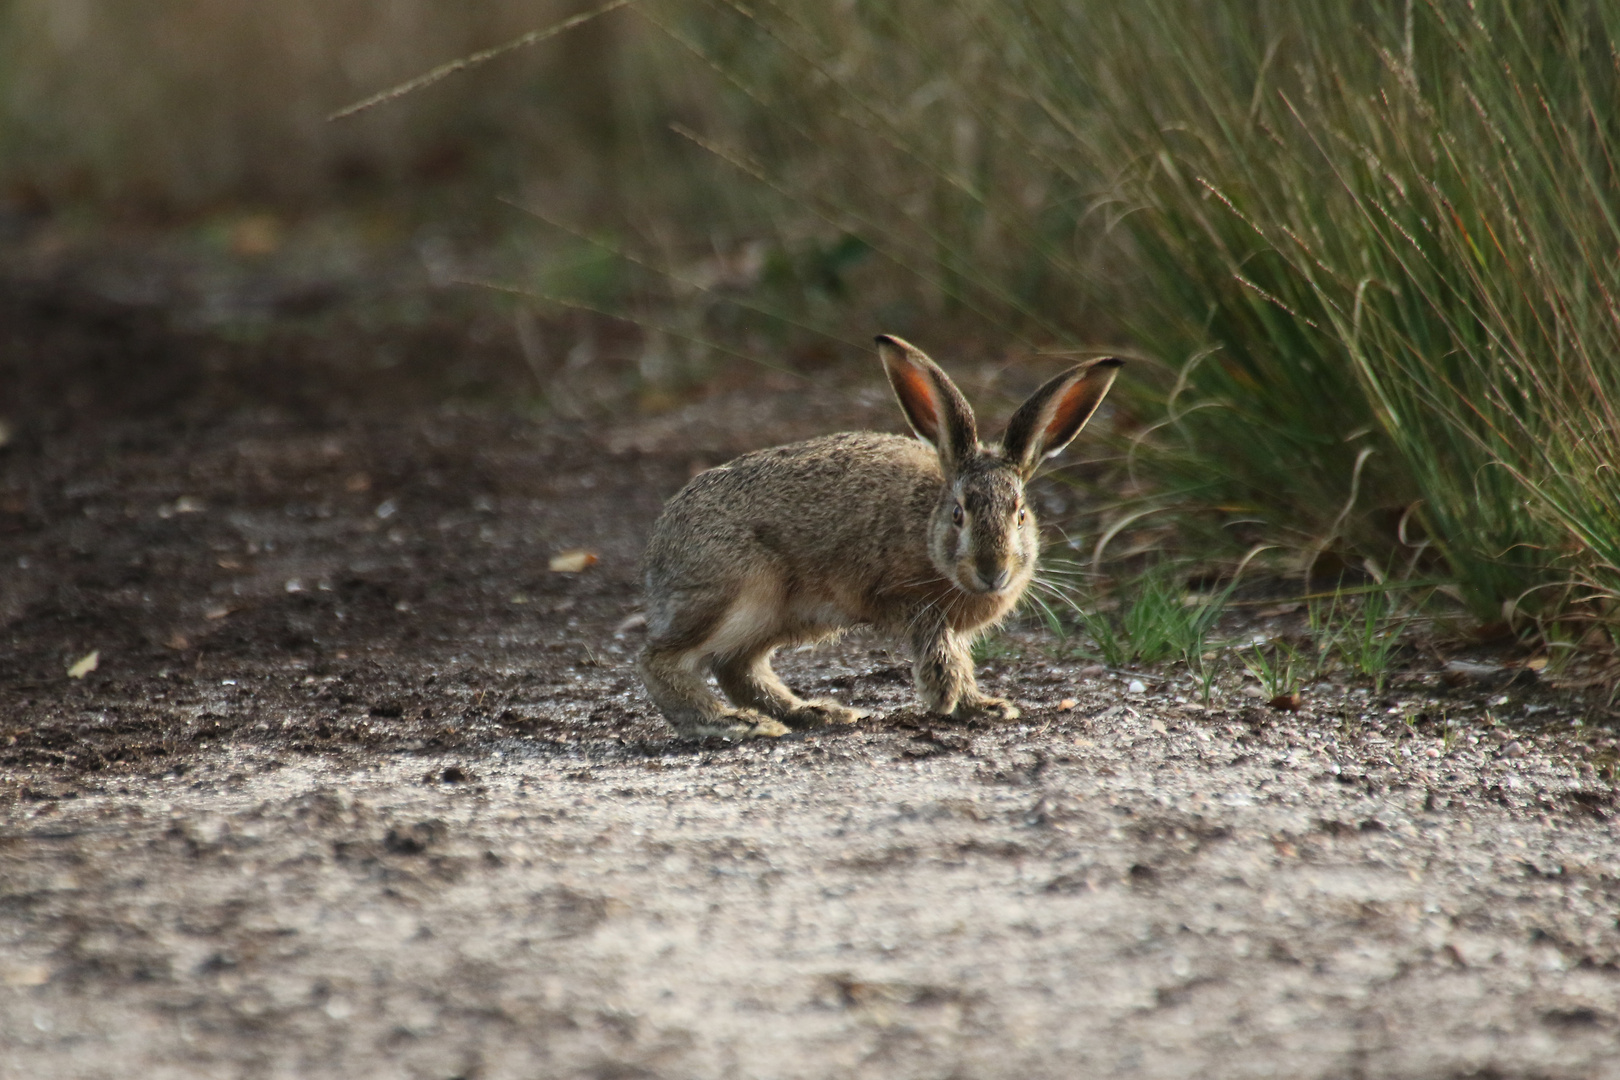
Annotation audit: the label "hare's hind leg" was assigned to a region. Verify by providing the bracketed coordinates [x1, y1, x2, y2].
[639, 644, 788, 739]
[640, 590, 788, 739]
[713, 647, 865, 730]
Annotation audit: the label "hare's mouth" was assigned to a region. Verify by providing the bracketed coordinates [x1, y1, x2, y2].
[960, 567, 1014, 595]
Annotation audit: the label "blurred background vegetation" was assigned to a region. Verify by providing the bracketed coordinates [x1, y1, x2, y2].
[2, 0, 1616, 659]
[0, 0, 622, 212]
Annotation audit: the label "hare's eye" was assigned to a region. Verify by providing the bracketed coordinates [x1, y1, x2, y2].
[951, 503, 964, 527]
[1017, 507, 1027, 525]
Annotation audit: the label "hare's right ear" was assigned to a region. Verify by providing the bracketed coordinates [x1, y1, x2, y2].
[876, 335, 978, 474]
[1001, 357, 1122, 478]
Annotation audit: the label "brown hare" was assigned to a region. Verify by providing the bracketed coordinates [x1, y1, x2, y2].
[639, 335, 1122, 738]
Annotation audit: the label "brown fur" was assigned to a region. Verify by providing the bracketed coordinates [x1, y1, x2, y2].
[639, 337, 1121, 738]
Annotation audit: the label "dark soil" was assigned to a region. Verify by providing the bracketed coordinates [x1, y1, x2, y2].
[4, 278, 1620, 1079]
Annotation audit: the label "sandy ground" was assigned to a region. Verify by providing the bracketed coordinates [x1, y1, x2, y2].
[3, 282, 1620, 1079]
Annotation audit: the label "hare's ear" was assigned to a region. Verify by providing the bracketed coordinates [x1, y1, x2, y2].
[877, 335, 978, 474]
[1001, 358, 1123, 478]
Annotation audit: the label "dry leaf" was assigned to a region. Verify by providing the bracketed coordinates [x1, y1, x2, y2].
[549, 548, 599, 573]
[165, 632, 190, 651]
[67, 650, 99, 679]
[1268, 691, 1303, 711]
[2, 964, 49, 987]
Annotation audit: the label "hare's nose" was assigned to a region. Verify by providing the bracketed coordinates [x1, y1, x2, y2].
[982, 566, 1010, 592]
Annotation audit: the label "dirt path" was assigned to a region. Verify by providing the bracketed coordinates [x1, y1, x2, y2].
[3, 288, 1619, 1079]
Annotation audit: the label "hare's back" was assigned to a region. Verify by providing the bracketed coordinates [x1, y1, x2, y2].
[644, 431, 939, 586]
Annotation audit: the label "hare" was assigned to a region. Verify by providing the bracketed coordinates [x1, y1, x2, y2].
[639, 335, 1121, 738]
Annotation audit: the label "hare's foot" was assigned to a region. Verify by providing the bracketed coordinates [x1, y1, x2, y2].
[951, 695, 1021, 723]
[680, 709, 790, 740]
[912, 627, 1017, 722]
[781, 698, 867, 730]
[642, 643, 788, 740]
[712, 652, 860, 729]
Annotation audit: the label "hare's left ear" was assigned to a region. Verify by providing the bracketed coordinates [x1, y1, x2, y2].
[1001, 358, 1123, 478]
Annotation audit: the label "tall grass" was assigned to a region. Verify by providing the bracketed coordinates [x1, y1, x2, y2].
[1048, 1, 1620, 627]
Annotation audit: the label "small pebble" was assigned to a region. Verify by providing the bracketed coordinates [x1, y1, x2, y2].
[1501, 740, 1526, 758]
[1127, 679, 1146, 694]
[1057, 698, 1078, 711]
[1242, 685, 1265, 700]
[1079, 664, 1107, 678]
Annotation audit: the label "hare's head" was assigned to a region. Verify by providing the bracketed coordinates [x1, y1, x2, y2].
[877, 335, 1121, 597]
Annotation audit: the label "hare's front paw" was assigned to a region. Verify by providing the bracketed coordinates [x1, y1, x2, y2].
[952, 695, 1021, 723]
[783, 699, 868, 730]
